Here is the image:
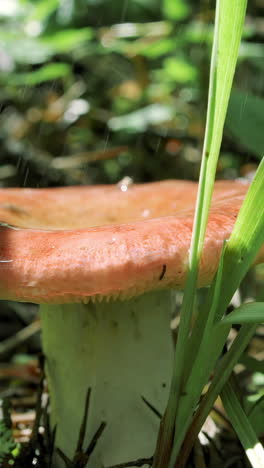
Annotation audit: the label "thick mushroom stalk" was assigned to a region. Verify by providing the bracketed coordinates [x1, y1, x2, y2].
[0, 180, 263, 467]
[41, 292, 174, 466]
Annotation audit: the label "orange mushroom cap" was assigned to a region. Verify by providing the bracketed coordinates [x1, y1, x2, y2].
[0, 180, 263, 304]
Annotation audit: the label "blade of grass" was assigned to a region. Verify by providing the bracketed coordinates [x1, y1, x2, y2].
[152, 2, 248, 466]
[186, 157, 264, 378]
[221, 380, 264, 468]
[220, 302, 264, 325]
[172, 244, 230, 437]
[214, 157, 264, 320]
[171, 324, 257, 468]
[170, 0, 249, 405]
[169, 158, 264, 465]
[183, 240, 227, 383]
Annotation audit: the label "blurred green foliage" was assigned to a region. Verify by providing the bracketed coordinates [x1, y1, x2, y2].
[0, 0, 263, 187]
[226, 89, 264, 158]
[0, 420, 18, 462]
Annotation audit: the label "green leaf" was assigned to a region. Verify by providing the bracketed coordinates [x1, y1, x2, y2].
[220, 302, 264, 325]
[7, 63, 71, 85]
[163, 0, 190, 20]
[40, 28, 93, 53]
[138, 38, 176, 58]
[226, 89, 264, 158]
[0, 420, 17, 462]
[161, 57, 197, 83]
[0, 26, 93, 66]
[28, 0, 59, 21]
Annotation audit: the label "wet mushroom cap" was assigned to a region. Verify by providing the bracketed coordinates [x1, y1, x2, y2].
[0, 180, 263, 303]
[0, 179, 251, 230]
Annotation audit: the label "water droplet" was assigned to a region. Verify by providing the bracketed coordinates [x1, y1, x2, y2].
[28, 281, 37, 287]
[117, 176, 133, 192]
[142, 209, 150, 218]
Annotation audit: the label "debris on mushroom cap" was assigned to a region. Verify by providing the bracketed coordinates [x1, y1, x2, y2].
[0, 180, 263, 304]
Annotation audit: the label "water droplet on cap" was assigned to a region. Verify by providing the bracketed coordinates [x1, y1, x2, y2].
[117, 176, 133, 192]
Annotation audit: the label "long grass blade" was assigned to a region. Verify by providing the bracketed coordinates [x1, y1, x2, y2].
[172, 324, 257, 468]
[221, 380, 264, 468]
[153, 2, 248, 466]
[169, 158, 264, 466]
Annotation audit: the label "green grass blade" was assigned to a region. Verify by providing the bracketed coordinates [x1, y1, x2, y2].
[192, 0, 248, 259]
[170, 0, 249, 396]
[171, 0, 248, 413]
[183, 240, 227, 381]
[169, 323, 231, 460]
[191, 157, 264, 362]
[220, 302, 264, 325]
[169, 158, 264, 465]
[152, 2, 248, 466]
[214, 157, 264, 321]
[221, 380, 264, 468]
[172, 324, 257, 467]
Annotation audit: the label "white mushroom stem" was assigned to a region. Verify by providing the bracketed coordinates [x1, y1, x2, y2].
[40, 290, 174, 468]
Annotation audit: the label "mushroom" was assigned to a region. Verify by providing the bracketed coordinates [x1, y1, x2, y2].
[0, 180, 263, 467]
